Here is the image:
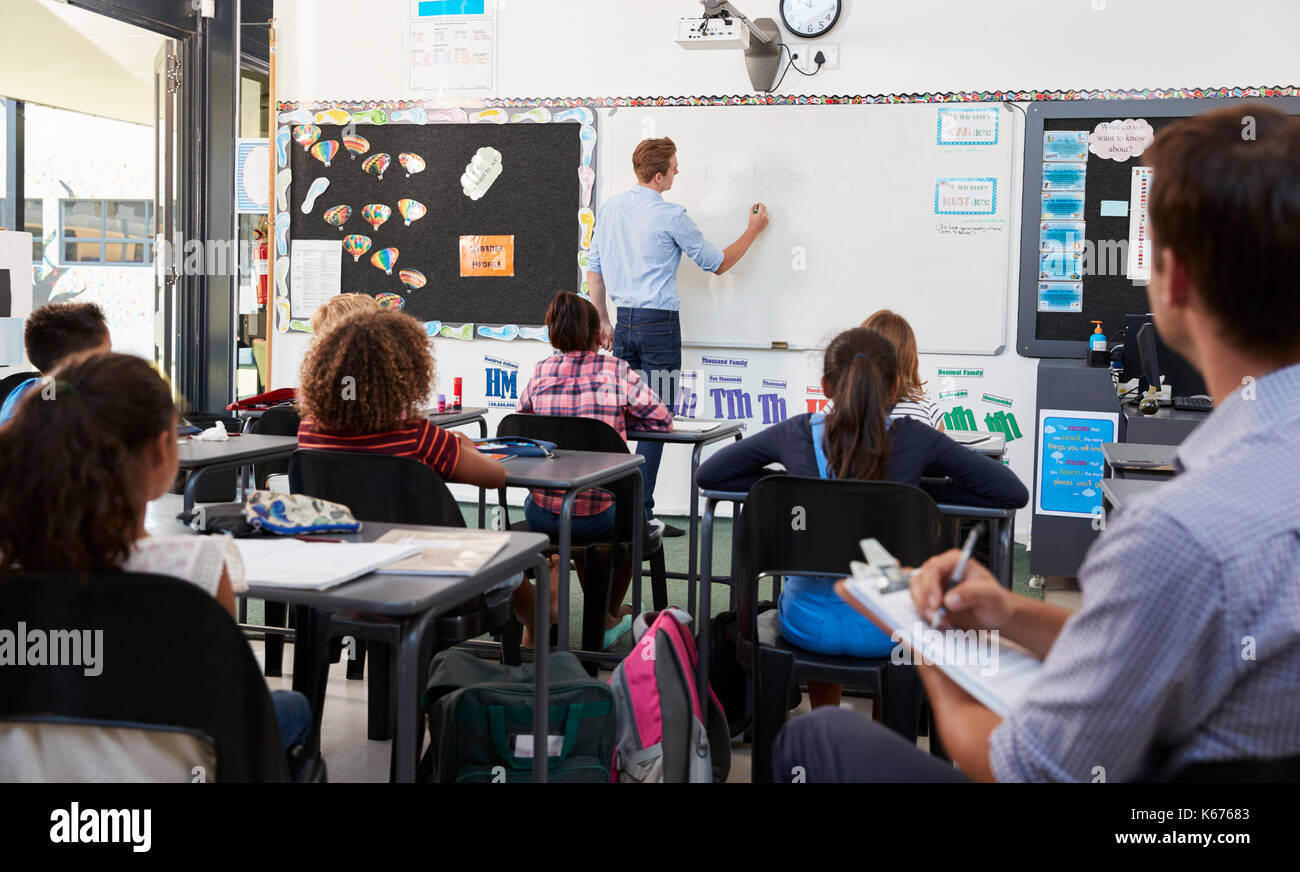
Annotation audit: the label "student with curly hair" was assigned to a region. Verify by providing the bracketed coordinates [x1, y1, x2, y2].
[0, 352, 313, 753]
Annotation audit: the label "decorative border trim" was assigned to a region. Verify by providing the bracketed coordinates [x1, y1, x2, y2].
[277, 86, 1300, 111]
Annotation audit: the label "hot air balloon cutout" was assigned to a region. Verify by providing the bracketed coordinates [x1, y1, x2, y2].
[361, 203, 391, 231]
[399, 269, 426, 292]
[343, 134, 370, 160]
[399, 152, 426, 177]
[292, 124, 320, 151]
[343, 234, 372, 262]
[370, 247, 399, 275]
[374, 292, 404, 310]
[310, 140, 339, 167]
[397, 199, 426, 226]
[323, 205, 352, 231]
[362, 153, 391, 180]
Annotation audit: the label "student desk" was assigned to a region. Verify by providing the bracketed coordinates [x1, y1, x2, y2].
[499, 450, 645, 654]
[1101, 477, 1167, 514]
[427, 406, 490, 526]
[177, 435, 299, 514]
[946, 430, 1007, 459]
[241, 524, 552, 782]
[627, 420, 744, 614]
[1102, 442, 1178, 479]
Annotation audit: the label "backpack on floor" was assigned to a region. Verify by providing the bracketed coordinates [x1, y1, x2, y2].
[608, 608, 731, 783]
[420, 648, 617, 783]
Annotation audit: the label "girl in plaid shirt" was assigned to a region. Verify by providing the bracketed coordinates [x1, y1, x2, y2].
[517, 292, 673, 646]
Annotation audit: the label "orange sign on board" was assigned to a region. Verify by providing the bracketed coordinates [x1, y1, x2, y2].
[459, 235, 515, 277]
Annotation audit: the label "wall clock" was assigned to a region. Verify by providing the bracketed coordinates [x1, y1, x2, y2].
[780, 0, 841, 38]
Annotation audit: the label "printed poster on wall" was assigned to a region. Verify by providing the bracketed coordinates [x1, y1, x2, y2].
[1127, 166, 1154, 282]
[407, 0, 496, 94]
[1035, 409, 1119, 518]
[459, 235, 514, 276]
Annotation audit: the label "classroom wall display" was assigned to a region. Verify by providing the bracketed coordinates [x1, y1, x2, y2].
[1034, 409, 1118, 519]
[1016, 96, 1300, 358]
[278, 103, 585, 335]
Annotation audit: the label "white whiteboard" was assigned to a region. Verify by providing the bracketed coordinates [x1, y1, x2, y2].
[602, 104, 1016, 354]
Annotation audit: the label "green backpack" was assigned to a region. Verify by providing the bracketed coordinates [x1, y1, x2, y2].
[420, 649, 617, 783]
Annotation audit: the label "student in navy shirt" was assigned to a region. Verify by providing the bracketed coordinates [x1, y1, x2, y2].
[697, 327, 1027, 709]
[0, 302, 111, 425]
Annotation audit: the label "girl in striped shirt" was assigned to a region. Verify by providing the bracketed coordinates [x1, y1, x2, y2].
[863, 309, 944, 431]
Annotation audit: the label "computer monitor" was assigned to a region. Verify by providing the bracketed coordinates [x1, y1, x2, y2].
[1119, 313, 1207, 400]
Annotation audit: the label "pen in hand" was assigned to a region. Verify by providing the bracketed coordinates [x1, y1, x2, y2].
[932, 522, 985, 625]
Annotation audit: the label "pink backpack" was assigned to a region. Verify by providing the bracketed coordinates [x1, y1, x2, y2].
[607, 608, 731, 782]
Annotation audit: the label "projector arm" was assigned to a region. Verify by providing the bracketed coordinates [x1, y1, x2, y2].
[699, 0, 776, 45]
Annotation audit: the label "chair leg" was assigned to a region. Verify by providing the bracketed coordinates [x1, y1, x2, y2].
[751, 646, 796, 784]
[367, 642, 394, 740]
[881, 663, 922, 743]
[499, 617, 523, 666]
[264, 600, 287, 677]
[649, 547, 668, 611]
[579, 548, 615, 656]
[346, 638, 367, 680]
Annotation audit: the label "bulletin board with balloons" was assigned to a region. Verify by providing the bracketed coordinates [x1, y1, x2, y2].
[279, 104, 593, 337]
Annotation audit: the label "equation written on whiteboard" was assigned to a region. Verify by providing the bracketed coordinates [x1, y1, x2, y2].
[699, 163, 855, 223]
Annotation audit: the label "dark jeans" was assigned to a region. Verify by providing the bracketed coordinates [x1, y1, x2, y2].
[271, 689, 313, 750]
[613, 307, 680, 520]
[772, 707, 970, 783]
[523, 496, 616, 539]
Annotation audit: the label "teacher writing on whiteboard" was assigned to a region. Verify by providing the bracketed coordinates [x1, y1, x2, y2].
[585, 136, 769, 537]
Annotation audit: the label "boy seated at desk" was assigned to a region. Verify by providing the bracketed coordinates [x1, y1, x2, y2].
[773, 104, 1300, 782]
[0, 302, 112, 426]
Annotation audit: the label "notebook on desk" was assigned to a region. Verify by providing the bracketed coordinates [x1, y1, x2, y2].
[372, 529, 510, 575]
[670, 419, 721, 433]
[234, 540, 420, 590]
[836, 568, 1042, 717]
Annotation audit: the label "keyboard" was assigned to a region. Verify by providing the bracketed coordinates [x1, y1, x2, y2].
[1173, 395, 1212, 411]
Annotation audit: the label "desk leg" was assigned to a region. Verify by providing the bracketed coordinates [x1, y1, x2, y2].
[556, 489, 579, 652]
[531, 554, 550, 783]
[686, 442, 704, 616]
[697, 498, 718, 719]
[182, 469, 203, 516]
[393, 611, 436, 783]
[291, 604, 329, 758]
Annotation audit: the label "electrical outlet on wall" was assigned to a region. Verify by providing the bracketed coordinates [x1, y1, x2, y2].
[816, 43, 840, 69]
[785, 40, 809, 67]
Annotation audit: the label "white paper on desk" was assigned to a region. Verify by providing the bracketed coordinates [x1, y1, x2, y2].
[670, 420, 721, 433]
[290, 239, 342, 319]
[840, 575, 1042, 717]
[234, 539, 419, 590]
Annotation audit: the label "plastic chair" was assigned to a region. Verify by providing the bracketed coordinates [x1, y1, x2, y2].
[288, 449, 523, 741]
[0, 370, 40, 406]
[733, 475, 951, 783]
[247, 404, 302, 678]
[495, 413, 668, 655]
[0, 571, 324, 782]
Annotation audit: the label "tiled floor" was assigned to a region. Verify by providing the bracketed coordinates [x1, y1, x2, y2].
[146, 491, 1077, 783]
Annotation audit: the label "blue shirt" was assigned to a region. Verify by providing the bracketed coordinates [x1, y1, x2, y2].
[990, 361, 1300, 782]
[586, 186, 724, 311]
[0, 377, 39, 425]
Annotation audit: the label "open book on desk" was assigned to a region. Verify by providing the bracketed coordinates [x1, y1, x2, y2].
[372, 529, 510, 575]
[836, 569, 1042, 717]
[670, 419, 721, 433]
[234, 540, 420, 591]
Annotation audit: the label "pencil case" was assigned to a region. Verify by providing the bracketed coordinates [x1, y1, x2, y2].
[472, 437, 556, 458]
[243, 491, 363, 535]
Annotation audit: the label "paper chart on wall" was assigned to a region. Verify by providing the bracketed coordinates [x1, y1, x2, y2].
[289, 239, 342, 319]
[1126, 166, 1154, 282]
[408, 11, 496, 93]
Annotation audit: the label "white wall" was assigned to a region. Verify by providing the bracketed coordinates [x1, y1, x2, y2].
[272, 0, 1300, 528]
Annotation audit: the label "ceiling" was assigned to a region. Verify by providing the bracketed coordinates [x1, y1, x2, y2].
[0, 0, 166, 126]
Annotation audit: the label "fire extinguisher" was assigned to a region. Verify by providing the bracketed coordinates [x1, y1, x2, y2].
[254, 226, 270, 307]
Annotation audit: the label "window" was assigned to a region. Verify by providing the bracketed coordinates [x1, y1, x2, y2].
[59, 199, 152, 265]
[25, 198, 42, 262]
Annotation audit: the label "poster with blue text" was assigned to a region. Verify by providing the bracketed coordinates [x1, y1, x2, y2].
[1035, 409, 1119, 518]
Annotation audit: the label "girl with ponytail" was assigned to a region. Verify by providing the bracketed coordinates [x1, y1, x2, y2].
[0, 352, 312, 751]
[698, 327, 1027, 708]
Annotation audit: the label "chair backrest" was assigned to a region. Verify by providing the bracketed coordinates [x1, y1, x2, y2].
[496, 413, 638, 540]
[289, 449, 465, 527]
[248, 406, 302, 485]
[0, 570, 288, 782]
[0, 371, 40, 406]
[733, 475, 951, 644]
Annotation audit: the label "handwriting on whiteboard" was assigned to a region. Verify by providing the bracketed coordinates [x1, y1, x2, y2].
[699, 162, 855, 223]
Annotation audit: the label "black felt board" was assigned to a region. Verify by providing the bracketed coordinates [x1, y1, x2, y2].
[1032, 115, 1182, 343]
[288, 122, 581, 326]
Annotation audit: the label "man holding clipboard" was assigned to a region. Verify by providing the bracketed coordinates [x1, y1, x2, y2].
[585, 137, 769, 536]
[774, 105, 1300, 782]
